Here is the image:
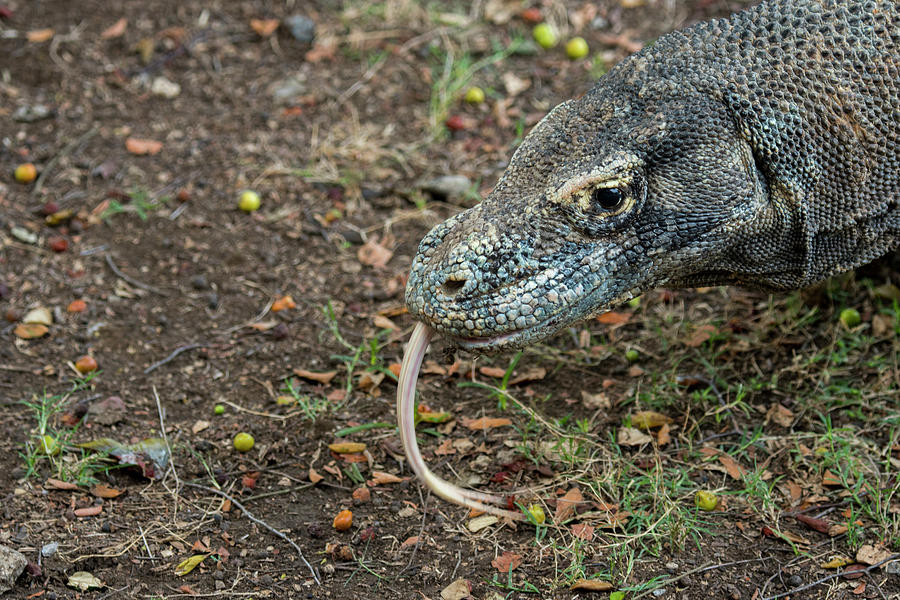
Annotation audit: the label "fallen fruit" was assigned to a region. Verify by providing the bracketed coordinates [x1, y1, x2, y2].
[527, 504, 546, 524]
[14, 162, 37, 183]
[39, 434, 61, 456]
[48, 237, 68, 253]
[446, 114, 466, 131]
[521, 7, 542, 23]
[74, 355, 98, 373]
[694, 490, 718, 511]
[533, 23, 557, 49]
[625, 349, 640, 362]
[214, 404, 225, 415]
[333, 509, 353, 531]
[67, 299, 87, 313]
[238, 190, 261, 212]
[464, 86, 485, 104]
[565, 36, 589, 59]
[839, 308, 861, 328]
[233, 432, 255, 452]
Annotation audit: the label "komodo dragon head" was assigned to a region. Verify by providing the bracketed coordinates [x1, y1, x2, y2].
[406, 48, 803, 352]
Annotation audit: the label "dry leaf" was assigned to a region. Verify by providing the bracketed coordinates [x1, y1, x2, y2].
[14, 323, 49, 339]
[657, 422, 672, 446]
[74, 505, 103, 517]
[794, 513, 829, 534]
[293, 368, 337, 384]
[596, 311, 631, 325]
[571, 523, 594, 541]
[581, 391, 612, 410]
[175, 554, 209, 576]
[328, 442, 366, 454]
[45, 478, 79, 490]
[462, 416, 512, 430]
[767, 403, 794, 427]
[249, 320, 278, 331]
[718, 454, 746, 480]
[617, 427, 652, 446]
[856, 544, 894, 566]
[491, 551, 522, 573]
[434, 438, 456, 455]
[508, 367, 547, 385]
[630, 410, 673, 429]
[23, 307, 52, 325]
[400, 535, 420, 549]
[67, 571, 102, 591]
[479, 366, 507, 378]
[368, 471, 403, 485]
[358, 371, 385, 393]
[271, 295, 295, 312]
[467, 514, 498, 532]
[357, 236, 393, 268]
[308, 468, 324, 483]
[125, 137, 163, 155]
[440, 578, 472, 600]
[250, 18, 279, 37]
[822, 469, 844, 486]
[570, 579, 614, 591]
[305, 40, 337, 62]
[822, 556, 854, 569]
[191, 420, 209, 434]
[90, 484, 124, 498]
[685, 324, 717, 347]
[101, 18, 127, 39]
[27, 28, 54, 42]
[501, 72, 530, 97]
[373, 315, 398, 330]
[555, 487, 583, 522]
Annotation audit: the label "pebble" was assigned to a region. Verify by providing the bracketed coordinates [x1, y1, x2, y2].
[665, 561, 678, 572]
[191, 274, 209, 290]
[0, 544, 27, 594]
[12, 104, 52, 122]
[285, 14, 316, 43]
[788, 574, 803, 586]
[151, 76, 181, 99]
[270, 76, 307, 104]
[41, 542, 59, 557]
[420, 174, 472, 201]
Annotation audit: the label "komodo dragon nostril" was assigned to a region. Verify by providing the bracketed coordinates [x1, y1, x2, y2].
[441, 277, 466, 297]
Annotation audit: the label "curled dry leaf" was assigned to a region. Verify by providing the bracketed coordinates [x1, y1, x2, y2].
[596, 311, 631, 325]
[90, 484, 124, 499]
[101, 17, 127, 39]
[125, 137, 163, 155]
[328, 442, 366, 454]
[467, 514, 498, 532]
[630, 410, 673, 430]
[45, 478, 79, 491]
[856, 544, 894, 566]
[571, 523, 594, 541]
[767, 403, 794, 427]
[14, 323, 48, 339]
[357, 235, 393, 268]
[74, 505, 103, 517]
[368, 471, 404, 485]
[27, 28, 55, 43]
[617, 426, 652, 446]
[67, 571, 102, 591]
[462, 416, 512, 430]
[555, 487, 584, 522]
[308, 468, 324, 483]
[293, 368, 337, 384]
[250, 18, 280, 37]
[440, 578, 472, 600]
[822, 556, 854, 569]
[175, 554, 209, 576]
[717, 453, 746, 480]
[657, 422, 672, 446]
[570, 579, 614, 592]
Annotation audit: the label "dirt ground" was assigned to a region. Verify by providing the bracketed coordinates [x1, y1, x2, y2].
[1, 0, 898, 599]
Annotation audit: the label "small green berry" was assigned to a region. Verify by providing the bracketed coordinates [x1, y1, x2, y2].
[233, 432, 255, 452]
[214, 404, 225, 415]
[694, 490, 719, 511]
[238, 190, 261, 212]
[532, 23, 558, 49]
[627, 296, 641, 309]
[464, 86, 485, 104]
[625, 349, 640, 363]
[839, 308, 861, 328]
[565, 37, 589, 59]
[39, 435, 60, 456]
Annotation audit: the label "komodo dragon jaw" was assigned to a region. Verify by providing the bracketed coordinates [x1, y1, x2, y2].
[407, 0, 900, 353]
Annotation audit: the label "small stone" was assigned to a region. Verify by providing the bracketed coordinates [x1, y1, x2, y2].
[12, 104, 52, 122]
[270, 76, 307, 104]
[0, 544, 28, 594]
[285, 14, 316, 43]
[86, 396, 127, 425]
[151, 76, 181, 99]
[652, 589, 666, 597]
[420, 175, 472, 201]
[206, 293, 219, 309]
[191, 275, 209, 290]
[41, 542, 59, 557]
[665, 562, 678, 573]
[788, 574, 803, 586]
[10, 226, 38, 245]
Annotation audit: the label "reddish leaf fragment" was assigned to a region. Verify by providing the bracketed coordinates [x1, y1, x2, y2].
[555, 487, 584, 522]
[250, 18, 279, 37]
[27, 28, 54, 42]
[90, 484, 124, 499]
[101, 18, 127, 39]
[74, 505, 103, 517]
[570, 579, 614, 591]
[794, 513, 829, 534]
[293, 368, 337, 384]
[841, 564, 866, 580]
[596, 311, 631, 325]
[271, 295, 296, 312]
[125, 137, 163, 155]
[571, 523, 594, 541]
[45, 478, 79, 491]
[462, 416, 512, 430]
[717, 454, 746, 480]
[14, 323, 48, 339]
[479, 366, 506, 378]
[491, 551, 522, 573]
[368, 471, 403, 485]
[357, 235, 393, 268]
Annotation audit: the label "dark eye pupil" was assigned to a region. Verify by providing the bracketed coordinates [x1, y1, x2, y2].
[591, 187, 623, 211]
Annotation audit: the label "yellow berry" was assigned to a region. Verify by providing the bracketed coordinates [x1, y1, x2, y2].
[464, 86, 485, 104]
[238, 190, 261, 212]
[694, 490, 718, 511]
[39, 435, 60, 456]
[533, 23, 557, 49]
[14, 163, 37, 184]
[565, 37, 589, 59]
[233, 432, 255, 452]
[527, 504, 546, 524]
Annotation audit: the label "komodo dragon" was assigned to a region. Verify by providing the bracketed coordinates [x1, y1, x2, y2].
[405, 0, 899, 353]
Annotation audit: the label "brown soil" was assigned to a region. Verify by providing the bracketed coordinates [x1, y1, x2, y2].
[1, 1, 897, 599]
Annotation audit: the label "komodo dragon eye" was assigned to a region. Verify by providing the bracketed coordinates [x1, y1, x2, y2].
[590, 187, 624, 212]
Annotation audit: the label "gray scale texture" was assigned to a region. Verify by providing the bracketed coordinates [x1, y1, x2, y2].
[406, 0, 899, 352]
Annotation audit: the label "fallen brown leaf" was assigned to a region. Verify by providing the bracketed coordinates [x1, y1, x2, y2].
[45, 478, 79, 491]
[479, 366, 506, 378]
[14, 323, 48, 339]
[368, 471, 404, 485]
[717, 453, 746, 480]
[308, 468, 324, 483]
[74, 505, 103, 517]
[856, 544, 894, 566]
[555, 487, 583, 522]
[125, 137, 163, 155]
[293, 368, 337, 384]
[357, 235, 393, 268]
[767, 403, 794, 427]
[571, 523, 594, 541]
[617, 426, 652, 446]
[570, 579, 614, 591]
[90, 484, 124, 498]
[250, 18, 279, 37]
[462, 416, 512, 430]
[328, 442, 366, 454]
[596, 311, 631, 325]
[657, 422, 672, 446]
[27, 28, 54, 42]
[685, 324, 717, 347]
[491, 551, 522, 573]
[101, 18, 127, 39]
[630, 410, 673, 429]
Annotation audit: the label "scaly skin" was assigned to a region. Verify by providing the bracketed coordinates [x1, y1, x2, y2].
[405, 0, 900, 352]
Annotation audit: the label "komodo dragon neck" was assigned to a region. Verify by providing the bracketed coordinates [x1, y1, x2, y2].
[406, 0, 899, 352]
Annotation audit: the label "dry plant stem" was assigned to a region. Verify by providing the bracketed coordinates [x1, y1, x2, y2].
[397, 322, 524, 520]
[105, 253, 169, 296]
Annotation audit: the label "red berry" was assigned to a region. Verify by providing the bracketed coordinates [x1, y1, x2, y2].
[48, 237, 68, 253]
[446, 115, 466, 131]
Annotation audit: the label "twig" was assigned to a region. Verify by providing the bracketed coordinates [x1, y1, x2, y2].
[32, 127, 98, 196]
[105, 253, 169, 296]
[144, 343, 207, 374]
[760, 554, 900, 600]
[181, 481, 320, 585]
[153, 386, 181, 519]
[401, 487, 430, 574]
[138, 524, 154, 559]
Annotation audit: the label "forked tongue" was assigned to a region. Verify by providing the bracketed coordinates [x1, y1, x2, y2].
[397, 322, 524, 520]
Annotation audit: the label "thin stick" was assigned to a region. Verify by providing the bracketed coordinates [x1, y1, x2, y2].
[144, 343, 207, 374]
[153, 386, 181, 520]
[32, 127, 98, 196]
[105, 254, 169, 296]
[181, 481, 321, 585]
[631, 558, 768, 600]
[760, 554, 900, 600]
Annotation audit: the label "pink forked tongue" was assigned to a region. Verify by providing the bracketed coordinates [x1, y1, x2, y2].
[397, 323, 525, 520]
